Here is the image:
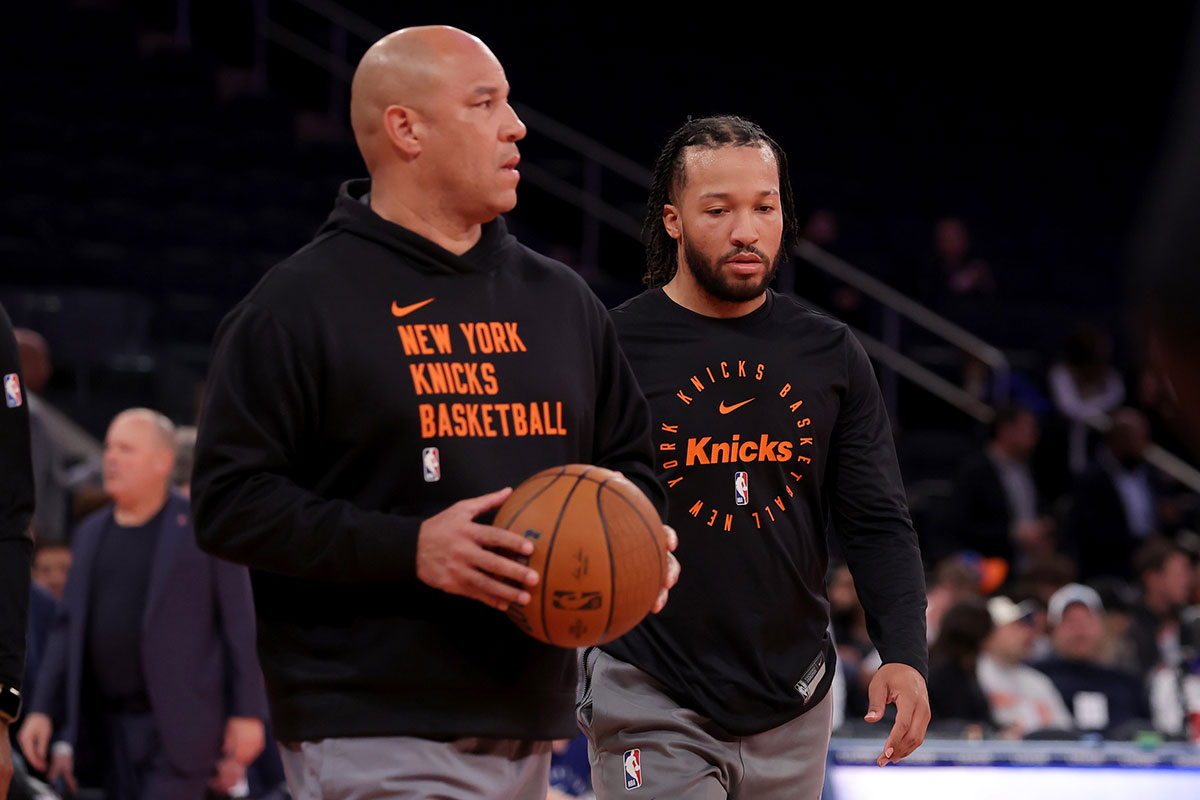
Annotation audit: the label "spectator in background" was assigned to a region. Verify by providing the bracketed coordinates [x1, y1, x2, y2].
[1032, 584, 1151, 735]
[961, 355, 1051, 418]
[1062, 409, 1160, 581]
[18, 408, 268, 799]
[31, 540, 71, 603]
[947, 405, 1055, 570]
[921, 217, 996, 309]
[793, 209, 869, 327]
[1126, 537, 1195, 677]
[928, 598, 995, 731]
[1048, 321, 1125, 476]
[14, 328, 71, 544]
[1087, 577, 1142, 673]
[977, 596, 1073, 737]
[925, 555, 985, 645]
[172, 424, 197, 496]
[1011, 555, 1077, 608]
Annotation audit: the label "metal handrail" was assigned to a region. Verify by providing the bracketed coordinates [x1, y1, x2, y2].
[1083, 415, 1200, 495]
[1147, 444, 1200, 494]
[260, 17, 649, 240]
[846, 324, 996, 424]
[290, 0, 386, 43]
[793, 238, 1011, 385]
[516, 162, 643, 240]
[263, 20, 354, 82]
[511, 103, 653, 187]
[281, 0, 655, 190]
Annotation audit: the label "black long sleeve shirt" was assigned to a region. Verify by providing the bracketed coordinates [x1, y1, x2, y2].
[192, 180, 661, 742]
[1, 302, 34, 691]
[603, 289, 926, 735]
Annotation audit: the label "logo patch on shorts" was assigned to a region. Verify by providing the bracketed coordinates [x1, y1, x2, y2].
[3, 374, 22, 408]
[623, 748, 642, 790]
[422, 447, 440, 482]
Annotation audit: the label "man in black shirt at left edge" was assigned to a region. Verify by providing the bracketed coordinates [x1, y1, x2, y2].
[0, 301, 35, 798]
[192, 24, 678, 800]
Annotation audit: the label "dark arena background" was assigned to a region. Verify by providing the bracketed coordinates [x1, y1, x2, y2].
[5, 1, 1200, 798]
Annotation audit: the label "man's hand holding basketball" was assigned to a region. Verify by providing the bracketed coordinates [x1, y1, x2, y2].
[416, 487, 539, 612]
[651, 525, 681, 614]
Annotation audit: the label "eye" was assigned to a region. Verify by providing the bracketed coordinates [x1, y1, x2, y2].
[476, 99, 493, 109]
[758, 205, 777, 213]
[706, 208, 727, 216]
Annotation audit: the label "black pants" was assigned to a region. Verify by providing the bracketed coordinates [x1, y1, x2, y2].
[101, 710, 209, 800]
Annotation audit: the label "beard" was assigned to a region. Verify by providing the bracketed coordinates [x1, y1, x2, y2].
[681, 233, 783, 303]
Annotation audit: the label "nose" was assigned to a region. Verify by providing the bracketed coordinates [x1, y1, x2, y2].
[730, 209, 760, 248]
[502, 103, 527, 143]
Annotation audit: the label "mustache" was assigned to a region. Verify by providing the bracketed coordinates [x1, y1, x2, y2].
[722, 246, 769, 262]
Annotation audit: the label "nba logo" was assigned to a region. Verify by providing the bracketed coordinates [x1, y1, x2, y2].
[422, 447, 440, 482]
[3, 373, 21, 408]
[623, 748, 642, 790]
[734, 472, 748, 506]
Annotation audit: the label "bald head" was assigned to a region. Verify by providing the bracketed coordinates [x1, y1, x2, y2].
[350, 25, 499, 172]
[112, 408, 177, 451]
[104, 408, 177, 511]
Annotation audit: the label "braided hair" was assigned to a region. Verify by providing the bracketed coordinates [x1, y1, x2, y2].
[642, 115, 798, 288]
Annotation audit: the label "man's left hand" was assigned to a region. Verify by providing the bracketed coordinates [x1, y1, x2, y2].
[223, 717, 266, 766]
[650, 525, 680, 614]
[1, 723, 12, 799]
[863, 662, 930, 766]
[208, 757, 246, 795]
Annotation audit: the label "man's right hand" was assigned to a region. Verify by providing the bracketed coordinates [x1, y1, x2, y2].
[416, 487, 540, 612]
[16, 712, 52, 772]
[1, 723, 12, 799]
[48, 750, 77, 796]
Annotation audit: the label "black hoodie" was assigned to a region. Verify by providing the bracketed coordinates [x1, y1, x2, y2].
[192, 179, 662, 742]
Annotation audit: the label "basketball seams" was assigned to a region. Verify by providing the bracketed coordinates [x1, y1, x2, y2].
[594, 486, 619, 642]
[597, 480, 665, 582]
[494, 465, 567, 529]
[540, 470, 593, 644]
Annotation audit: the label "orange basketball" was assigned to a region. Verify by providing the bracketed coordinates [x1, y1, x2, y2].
[495, 464, 667, 648]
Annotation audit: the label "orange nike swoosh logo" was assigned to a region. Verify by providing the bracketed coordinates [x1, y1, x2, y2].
[391, 298, 436, 317]
[718, 398, 755, 414]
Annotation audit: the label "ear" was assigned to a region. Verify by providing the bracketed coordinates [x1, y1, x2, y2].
[382, 104, 422, 157]
[663, 204, 682, 241]
[155, 449, 176, 480]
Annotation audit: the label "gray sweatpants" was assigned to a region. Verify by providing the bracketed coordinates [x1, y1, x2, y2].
[578, 649, 833, 799]
[278, 736, 552, 800]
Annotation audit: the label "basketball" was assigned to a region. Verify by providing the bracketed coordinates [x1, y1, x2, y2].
[495, 464, 668, 648]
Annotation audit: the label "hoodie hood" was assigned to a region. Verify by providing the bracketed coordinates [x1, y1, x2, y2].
[317, 179, 519, 276]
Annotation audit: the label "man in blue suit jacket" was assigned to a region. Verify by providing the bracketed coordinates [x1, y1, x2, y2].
[17, 408, 269, 799]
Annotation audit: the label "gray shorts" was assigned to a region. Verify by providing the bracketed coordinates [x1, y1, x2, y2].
[577, 649, 833, 799]
[279, 735, 552, 800]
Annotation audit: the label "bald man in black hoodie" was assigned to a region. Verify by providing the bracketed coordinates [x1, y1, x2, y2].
[193, 25, 677, 800]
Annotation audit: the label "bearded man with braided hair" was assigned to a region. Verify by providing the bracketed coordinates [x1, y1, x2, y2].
[577, 116, 930, 798]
